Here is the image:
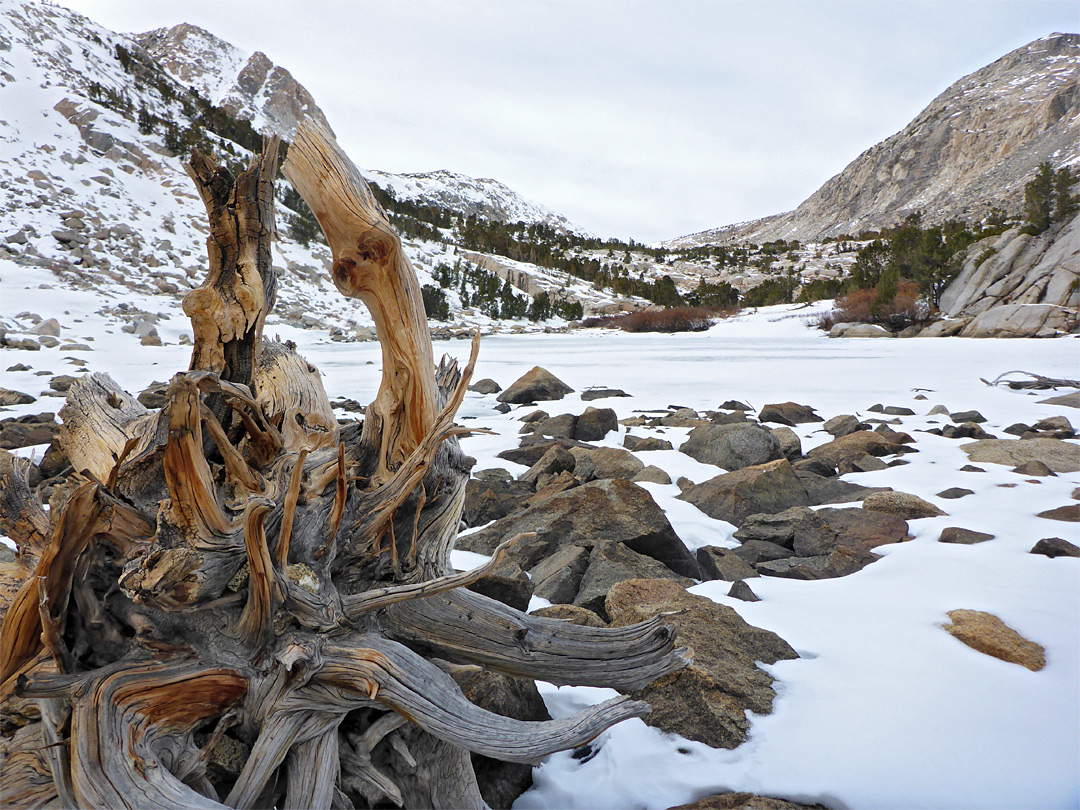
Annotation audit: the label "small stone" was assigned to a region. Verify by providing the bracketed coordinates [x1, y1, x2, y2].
[632, 465, 672, 485]
[1011, 460, 1056, 477]
[943, 609, 1045, 671]
[862, 491, 947, 519]
[823, 414, 863, 437]
[581, 387, 630, 401]
[1035, 504, 1080, 522]
[936, 487, 974, 499]
[938, 527, 994, 545]
[1029, 538, 1080, 558]
[696, 546, 758, 582]
[1003, 423, 1030, 436]
[718, 400, 751, 411]
[959, 464, 985, 473]
[0, 388, 37, 406]
[469, 378, 502, 394]
[950, 410, 986, 423]
[727, 580, 761, 602]
[927, 404, 950, 416]
[623, 434, 673, 452]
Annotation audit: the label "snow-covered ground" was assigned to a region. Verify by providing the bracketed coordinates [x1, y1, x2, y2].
[1, 285, 1077, 809]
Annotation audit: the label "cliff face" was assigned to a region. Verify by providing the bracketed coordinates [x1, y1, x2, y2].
[936, 212, 1080, 337]
[136, 23, 334, 140]
[672, 33, 1080, 248]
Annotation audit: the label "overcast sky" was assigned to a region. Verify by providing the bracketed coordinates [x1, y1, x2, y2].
[61, 1, 1077, 242]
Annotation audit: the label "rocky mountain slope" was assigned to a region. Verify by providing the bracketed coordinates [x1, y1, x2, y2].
[0, 1, 624, 352]
[671, 33, 1080, 247]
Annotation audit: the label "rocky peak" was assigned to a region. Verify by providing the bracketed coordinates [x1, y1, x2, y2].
[671, 33, 1080, 247]
[136, 23, 334, 140]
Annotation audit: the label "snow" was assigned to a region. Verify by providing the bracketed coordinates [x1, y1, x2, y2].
[4, 289, 1075, 808]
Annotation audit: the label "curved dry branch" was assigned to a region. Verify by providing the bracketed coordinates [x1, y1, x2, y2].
[282, 122, 437, 482]
[381, 588, 692, 691]
[0, 455, 49, 567]
[32, 661, 249, 810]
[317, 634, 652, 765]
[342, 532, 529, 618]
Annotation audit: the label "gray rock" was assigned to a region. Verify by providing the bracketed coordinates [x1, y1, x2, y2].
[679, 422, 784, 471]
[573, 406, 617, 442]
[458, 478, 699, 580]
[758, 402, 822, 425]
[727, 580, 761, 602]
[1011, 460, 1057, 477]
[823, 414, 865, 437]
[529, 544, 590, 603]
[632, 465, 672, 485]
[862, 491, 948, 519]
[574, 545, 693, 618]
[696, 546, 759, 581]
[733, 540, 795, 566]
[770, 426, 802, 460]
[30, 318, 60, 337]
[569, 446, 645, 482]
[519, 446, 575, 487]
[467, 560, 532, 611]
[0, 388, 36, 406]
[936, 487, 975, 499]
[830, 322, 893, 338]
[678, 458, 810, 526]
[468, 378, 502, 394]
[580, 387, 630, 401]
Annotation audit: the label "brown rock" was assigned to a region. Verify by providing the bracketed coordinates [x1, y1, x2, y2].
[497, 366, 574, 404]
[680, 422, 784, 471]
[624, 434, 673, 452]
[862, 491, 947, 519]
[606, 579, 797, 749]
[1036, 504, 1080, 522]
[678, 458, 809, 526]
[939, 527, 995, 545]
[696, 546, 759, 582]
[574, 406, 618, 441]
[1030, 537, 1080, 558]
[570, 446, 645, 482]
[961, 438, 1080, 473]
[468, 378, 502, 394]
[529, 603, 607, 626]
[667, 792, 829, 810]
[943, 609, 1045, 671]
[807, 430, 903, 468]
[575, 544, 694, 618]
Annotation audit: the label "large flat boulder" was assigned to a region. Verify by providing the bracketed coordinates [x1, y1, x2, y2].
[606, 579, 797, 749]
[959, 303, 1074, 338]
[457, 478, 700, 580]
[677, 458, 810, 526]
[961, 437, 1080, 473]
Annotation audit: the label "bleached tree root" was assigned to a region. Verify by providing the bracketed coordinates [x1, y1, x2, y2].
[0, 125, 688, 810]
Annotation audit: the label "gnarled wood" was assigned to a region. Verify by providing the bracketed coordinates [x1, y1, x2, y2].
[283, 121, 437, 483]
[0, 134, 689, 810]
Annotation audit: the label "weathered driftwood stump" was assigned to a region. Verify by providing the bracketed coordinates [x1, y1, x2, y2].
[0, 123, 689, 809]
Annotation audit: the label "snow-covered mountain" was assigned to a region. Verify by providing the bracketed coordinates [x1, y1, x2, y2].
[0, 0, 633, 350]
[363, 167, 583, 235]
[136, 23, 334, 142]
[135, 23, 584, 236]
[670, 33, 1080, 247]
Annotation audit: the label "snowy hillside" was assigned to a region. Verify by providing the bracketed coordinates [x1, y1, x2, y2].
[364, 167, 585, 235]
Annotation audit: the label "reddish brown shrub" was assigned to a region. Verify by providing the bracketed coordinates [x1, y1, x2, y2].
[580, 306, 721, 333]
[833, 280, 930, 330]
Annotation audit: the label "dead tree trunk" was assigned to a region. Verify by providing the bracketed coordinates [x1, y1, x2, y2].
[0, 124, 689, 810]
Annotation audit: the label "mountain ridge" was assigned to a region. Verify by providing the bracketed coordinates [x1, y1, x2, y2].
[668, 32, 1080, 248]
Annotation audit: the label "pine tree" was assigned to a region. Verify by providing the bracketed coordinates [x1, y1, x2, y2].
[1053, 167, 1077, 222]
[1023, 162, 1055, 234]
